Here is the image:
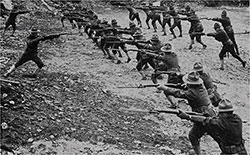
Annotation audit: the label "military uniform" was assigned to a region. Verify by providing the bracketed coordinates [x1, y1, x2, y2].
[127, 6, 142, 27]
[199, 71, 221, 107]
[3, 6, 30, 36]
[4, 28, 60, 77]
[207, 114, 247, 154]
[182, 13, 207, 49]
[178, 99, 248, 155]
[166, 7, 182, 38]
[212, 10, 239, 55]
[192, 62, 221, 107]
[162, 11, 171, 35]
[207, 23, 246, 69]
[135, 40, 163, 72]
[158, 71, 216, 155]
[134, 35, 163, 79]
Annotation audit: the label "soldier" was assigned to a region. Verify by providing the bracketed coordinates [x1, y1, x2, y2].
[210, 10, 240, 55]
[126, 6, 142, 27]
[104, 19, 131, 64]
[165, 5, 182, 39]
[150, 43, 182, 108]
[157, 71, 216, 155]
[3, 28, 63, 78]
[134, 34, 163, 80]
[3, 5, 30, 36]
[130, 30, 149, 70]
[128, 22, 142, 35]
[180, 5, 195, 16]
[179, 11, 207, 49]
[135, 4, 162, 32]
[206, 23, 246, 70]
[192, 62, 221, 107]
[178, 99, 248, 155]
[151, 9, 162, 32]
[161, 10, 171, 36]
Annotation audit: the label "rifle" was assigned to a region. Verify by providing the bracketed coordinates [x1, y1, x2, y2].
[120, 107, 202, 116]
[117, 84, 159, 88]
[117, 83, 183, 89]
[190, 32, 206, 36]
[199, 17, 210, 20]
[127, 49, 160, 56]
[43, 32, 72, 39]
[122, 39, 150, 45]
[234, 31, 250, 35]
[190, 31, 249, 37]
[105, 39, 150, 45]
[154, 70, 180, 75]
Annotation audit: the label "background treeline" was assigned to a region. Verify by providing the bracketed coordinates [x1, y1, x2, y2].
[200, 0, 249, 7]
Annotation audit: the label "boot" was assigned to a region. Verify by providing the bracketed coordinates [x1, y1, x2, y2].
[242, 61, 246, 68]
[166, 95, 177, 109]
[220, 59, 224, 70]
[3, 65, 15, 77]
[139, 71, 147, 80]
[188, 40, 194, 49]
[151, 73, 158, 84]
[188, 44, 193, 50]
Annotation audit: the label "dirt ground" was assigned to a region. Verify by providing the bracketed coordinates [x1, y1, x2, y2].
[0, 1, 250, 155]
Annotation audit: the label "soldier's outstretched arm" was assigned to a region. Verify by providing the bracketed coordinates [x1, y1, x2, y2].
[27, 36, 46, 45]
[157, 85, 191, 100]
[178, 110, 207, 123]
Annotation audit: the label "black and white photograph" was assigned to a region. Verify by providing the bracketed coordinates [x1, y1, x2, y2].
[0, 0, 249, 154]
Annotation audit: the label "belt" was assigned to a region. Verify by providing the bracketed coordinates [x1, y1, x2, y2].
[221, 143, 245, 154]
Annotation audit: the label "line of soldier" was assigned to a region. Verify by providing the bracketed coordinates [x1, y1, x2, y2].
[1, 3, 247, 71]
[126, 3, 247, 70]
[1, 2, 248, 155]
[82, 14, 247, 155]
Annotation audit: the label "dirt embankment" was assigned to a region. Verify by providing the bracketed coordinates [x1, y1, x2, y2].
[1, 1, 250, 154]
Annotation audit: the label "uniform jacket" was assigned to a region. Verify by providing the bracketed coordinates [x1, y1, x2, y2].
[212, 17, 233, 33]
[163, 84, 212, 114]
[155, 52, 180, 72]
[206, 114, 247, 154]
[207, 28, 231, 45]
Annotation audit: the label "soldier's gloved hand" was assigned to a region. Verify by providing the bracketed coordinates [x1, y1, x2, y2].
[178, 110, 190, 120]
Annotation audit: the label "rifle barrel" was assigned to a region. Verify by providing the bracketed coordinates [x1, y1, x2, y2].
[121, 108, 202, 116]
